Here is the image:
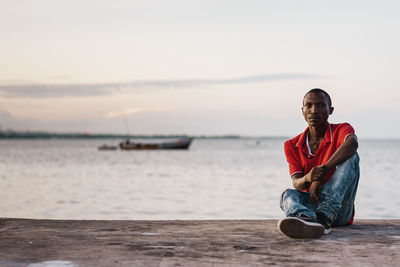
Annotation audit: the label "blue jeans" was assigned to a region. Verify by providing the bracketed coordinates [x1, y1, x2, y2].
[280, 153, 360, 227]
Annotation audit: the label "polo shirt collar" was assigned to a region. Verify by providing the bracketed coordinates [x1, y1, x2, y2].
[295, 122, 332, 149]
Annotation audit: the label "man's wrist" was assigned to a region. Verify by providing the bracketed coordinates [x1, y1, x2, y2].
[304, 174, 310, 183]
[302, 176, 310, 190]
[322, 164, 330, 172]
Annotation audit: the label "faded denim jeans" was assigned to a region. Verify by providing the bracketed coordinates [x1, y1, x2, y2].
[280, 153, 360, 227]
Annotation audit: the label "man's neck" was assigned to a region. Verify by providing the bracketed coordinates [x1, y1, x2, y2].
[308, 123, 327, 141]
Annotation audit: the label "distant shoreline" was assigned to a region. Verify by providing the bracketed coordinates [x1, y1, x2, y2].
[0, 131, 398, 140]
[0, 130, 287, 140]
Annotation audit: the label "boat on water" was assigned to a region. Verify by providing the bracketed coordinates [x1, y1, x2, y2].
[119, 137, 193, 150]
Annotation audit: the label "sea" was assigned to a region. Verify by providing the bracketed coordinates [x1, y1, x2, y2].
[1, 138, 399, 220]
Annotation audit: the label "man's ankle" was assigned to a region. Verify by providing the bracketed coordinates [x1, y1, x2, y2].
[316, 212, 332, 229]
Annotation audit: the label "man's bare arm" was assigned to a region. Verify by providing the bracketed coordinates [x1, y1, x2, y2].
[291, 166, 326, 190]
[291, 173, 307, 190]
[323, 134, 358, 171]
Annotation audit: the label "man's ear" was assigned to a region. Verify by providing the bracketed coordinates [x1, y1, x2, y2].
[329, 106, 334, 115]
[301, 107, 305, 115]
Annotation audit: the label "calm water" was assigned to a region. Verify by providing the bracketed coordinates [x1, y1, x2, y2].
[1, 138, 399, 220]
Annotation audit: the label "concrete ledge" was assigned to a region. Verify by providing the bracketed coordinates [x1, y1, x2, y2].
[1, 218, 400, 266]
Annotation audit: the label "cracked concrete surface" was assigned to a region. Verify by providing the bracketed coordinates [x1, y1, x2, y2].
[0, 219, 399, 266]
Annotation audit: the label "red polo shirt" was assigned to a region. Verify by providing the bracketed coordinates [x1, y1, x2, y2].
[284, 122, 356, 224]
[284, 122, 355, 182]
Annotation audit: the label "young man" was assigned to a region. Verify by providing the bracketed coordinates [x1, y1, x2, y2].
[278, 88, 360, 238]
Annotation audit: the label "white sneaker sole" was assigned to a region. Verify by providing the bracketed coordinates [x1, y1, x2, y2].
[277, 217, 325, 239]
[323, 227, 331, 235]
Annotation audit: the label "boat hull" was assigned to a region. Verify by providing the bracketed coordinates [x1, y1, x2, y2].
[119, 138, 193, 150]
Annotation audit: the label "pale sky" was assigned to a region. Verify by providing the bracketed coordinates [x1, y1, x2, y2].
[1, 0, 399, 138]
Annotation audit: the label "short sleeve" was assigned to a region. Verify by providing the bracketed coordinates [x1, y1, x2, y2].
[284, 141, 303, 176]
[337, 123, 355, 145]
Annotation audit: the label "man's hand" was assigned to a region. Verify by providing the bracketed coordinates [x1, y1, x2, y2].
[310, 181, 323, 205]
[291, 165, 328, 191]
[307, 165, 327, 205]
[305, 165, 327, 183]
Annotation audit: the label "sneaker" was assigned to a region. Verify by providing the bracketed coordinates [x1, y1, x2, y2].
[298, 214, 314, 222]
[277, 217, 325, 239]
[297, 214, 331, 235]
[316, 212, 332, 235]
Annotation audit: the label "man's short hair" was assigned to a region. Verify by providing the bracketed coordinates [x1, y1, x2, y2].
[303, 88, 332, 107]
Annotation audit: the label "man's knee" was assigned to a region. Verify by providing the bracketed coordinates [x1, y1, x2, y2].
[281, 188, 296, 200]
[332, 153, 360, 181]
[280, 188, 303, 206]
[349, 152, 359, 165]
[280, 188, 294, 208]
[338, 152, 359, 169]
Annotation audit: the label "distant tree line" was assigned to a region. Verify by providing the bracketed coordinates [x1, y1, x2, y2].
[0, 130, 241, 139]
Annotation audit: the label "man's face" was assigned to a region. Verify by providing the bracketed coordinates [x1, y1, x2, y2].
[302, 92, 333, 127]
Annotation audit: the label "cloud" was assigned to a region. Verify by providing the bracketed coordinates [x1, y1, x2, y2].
[105, 108, 146, 118]
[105, 107, 167, 118]
[0, 73, 322, 98]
